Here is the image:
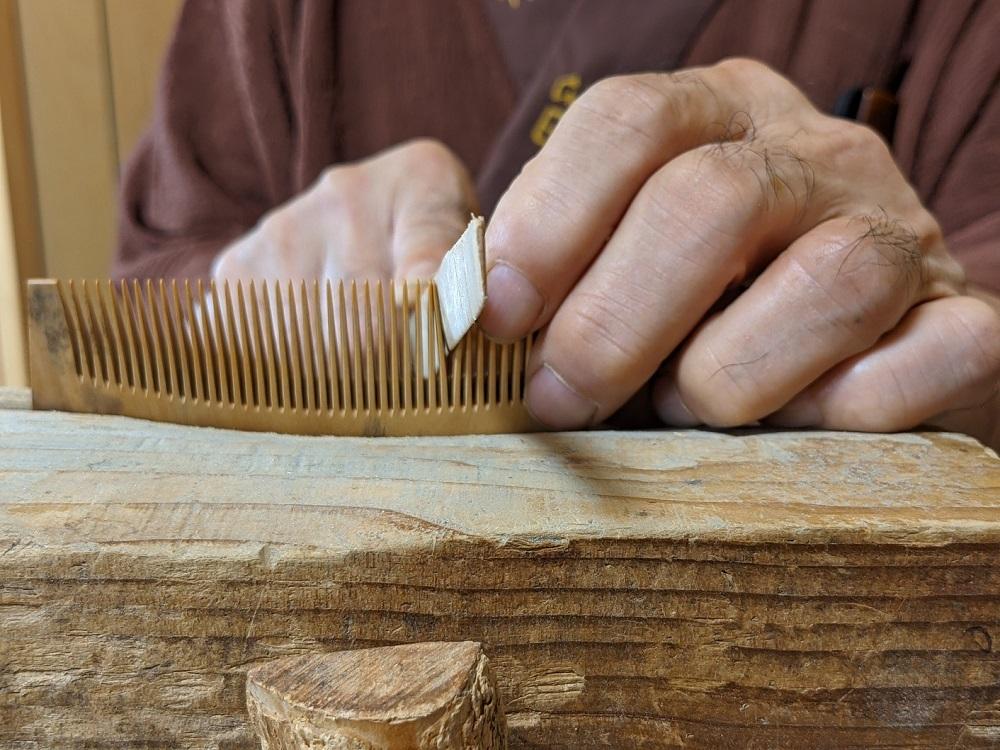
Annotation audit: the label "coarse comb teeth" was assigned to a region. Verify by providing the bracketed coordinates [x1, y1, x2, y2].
[26, 278, 537, 437]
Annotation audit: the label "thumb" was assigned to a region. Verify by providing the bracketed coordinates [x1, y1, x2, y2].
[389, 140, 479, 279]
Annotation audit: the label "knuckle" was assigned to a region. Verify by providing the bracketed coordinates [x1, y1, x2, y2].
[571, 74, 673, 146]
[257, 210, 295, 248]
[316, 163, 362, 198]
[946, 299, 1000, 377]
[398, 137, 462, 171]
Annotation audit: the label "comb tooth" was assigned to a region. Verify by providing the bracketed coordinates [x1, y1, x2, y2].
[285, 281, 304, 410]
[261, 282, 284, 409]
[145, 279, 169, 394]
[499, 341, 510, 405]
[310, 281, 329, 412]
[293, 281, 314, 411]
[363, 281, 376, 414]
[209, 280, 230, 404]
[69, 280, 95, 380]
[222, 281, 243, 405]
[183, 281, 204, 401]
[168, 281, 191, 398]
[432, 285, 448, 409]
[197, 280, 218, 402]
[84, 280, 111, 383]
[512, 336, 524, 403]
[349, 281, 363, 411]
[324, 281, 341, 411]
[522, 332, 533, 401]
[236, 282, 255, 407]
[82, 280, 110, 383]
[375, 280, 387, 412]
[129, 280, 154, 391]
[388, 280, 399, 411]
[101, 281, 126, 387]
[272, 282, 292, 410]
[413, 279, 424, 411]
[450, 338, 463, 409]
[463, 328, 473, 408]
[400, 281, 411, 412]
[475, 329, 485, 408]
[425, 284, 437, 411]
[55, 280, 84, 377]
[247, 281, 268, 408]
[156, 280, 177, 397]
[336, 280, 352, 411]
[487, 335, 497, 407]
[116, 281, 139, 388]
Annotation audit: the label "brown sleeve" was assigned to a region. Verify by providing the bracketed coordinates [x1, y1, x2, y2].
[112, 0, 333, 280]
[894, 0, 1000, 294]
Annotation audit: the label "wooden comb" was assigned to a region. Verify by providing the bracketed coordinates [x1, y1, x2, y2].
[27, 219, 538, 436]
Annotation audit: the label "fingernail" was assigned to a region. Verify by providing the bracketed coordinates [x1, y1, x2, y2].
[526, 364, 598, 430]
[653, 378, 701, 427]
[479, 263, 544, 342]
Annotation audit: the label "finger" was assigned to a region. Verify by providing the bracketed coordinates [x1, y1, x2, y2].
[766, 295, 1000, 433]
[481, 60, 807, 341]
[653, 213, 934, 427]
[387, 140, 478, 279]
[523, 136, 820, 430]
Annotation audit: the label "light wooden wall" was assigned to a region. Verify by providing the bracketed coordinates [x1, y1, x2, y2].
[0, 0, 181, 386]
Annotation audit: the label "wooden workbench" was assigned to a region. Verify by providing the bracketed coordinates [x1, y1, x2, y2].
[1, 394, 999, 748]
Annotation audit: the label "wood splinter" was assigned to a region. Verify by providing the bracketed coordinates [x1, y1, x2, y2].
[246, 642, 507, 750]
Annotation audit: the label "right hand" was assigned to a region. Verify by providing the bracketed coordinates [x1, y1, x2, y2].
[212, 139, 477, 284]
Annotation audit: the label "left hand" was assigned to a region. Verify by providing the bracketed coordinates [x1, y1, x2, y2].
[480, 58, 1000, 447]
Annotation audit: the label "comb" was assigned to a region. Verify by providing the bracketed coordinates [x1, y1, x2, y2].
[26, 219, 539, 436]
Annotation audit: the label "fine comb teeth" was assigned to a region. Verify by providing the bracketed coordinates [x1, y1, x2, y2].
[26, 277, 537, 436]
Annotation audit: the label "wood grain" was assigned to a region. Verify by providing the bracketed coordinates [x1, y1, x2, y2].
[1, 411, 999, 748]
[247, 642, 506, 748]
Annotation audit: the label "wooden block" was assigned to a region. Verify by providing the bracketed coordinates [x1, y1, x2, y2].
[246, 642, 506, 749]
[1, 410, 999, 748]
[0, 385, 30, 409]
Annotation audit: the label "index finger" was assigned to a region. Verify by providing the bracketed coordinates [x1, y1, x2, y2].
[479, 61, 801, 341]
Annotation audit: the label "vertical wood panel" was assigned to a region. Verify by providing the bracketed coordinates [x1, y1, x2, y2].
[105, 0, 182, 167]
[0, 108, 28, 386]
[0, 0, 40, 386]
[17, 0, 118, 280]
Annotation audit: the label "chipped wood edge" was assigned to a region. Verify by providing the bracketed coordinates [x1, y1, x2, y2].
[246, 642, 507, 749]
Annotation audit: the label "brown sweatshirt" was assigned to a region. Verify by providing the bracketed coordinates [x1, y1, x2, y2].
[114, 0, 1000, 293]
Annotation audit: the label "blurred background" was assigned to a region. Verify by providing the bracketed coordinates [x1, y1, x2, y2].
[0, 0, 181, 386]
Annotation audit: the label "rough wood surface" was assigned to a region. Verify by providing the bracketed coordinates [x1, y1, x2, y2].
[246, 642, 506, 749]
[1, 410, 999, 748]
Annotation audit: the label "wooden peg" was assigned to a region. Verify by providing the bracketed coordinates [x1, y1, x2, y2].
[246, 642, 507, 750]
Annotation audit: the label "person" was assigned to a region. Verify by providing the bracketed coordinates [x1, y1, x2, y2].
[113, 0, 1000, 448]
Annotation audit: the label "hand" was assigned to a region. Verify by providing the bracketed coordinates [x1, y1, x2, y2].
[481, 58, 1000, 447]
[212, 139, 476, 284]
